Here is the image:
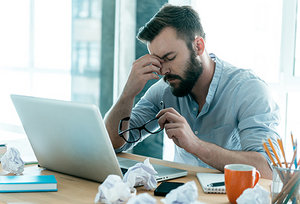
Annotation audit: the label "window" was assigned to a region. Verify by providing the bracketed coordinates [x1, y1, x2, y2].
[0, 0, 71, 140]
[280, 0, 300, 159]
[193, 0, 282, 83]
[0, 0, 114, 162]
[295, 0, 300, 77]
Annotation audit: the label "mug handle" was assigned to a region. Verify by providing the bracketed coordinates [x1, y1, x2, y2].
[254, 170, 260, 186]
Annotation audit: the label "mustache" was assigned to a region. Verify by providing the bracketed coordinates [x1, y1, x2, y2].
[163, 74, 182, 82]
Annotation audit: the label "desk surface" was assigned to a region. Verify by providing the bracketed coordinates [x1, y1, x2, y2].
[0, 153, 271, 204]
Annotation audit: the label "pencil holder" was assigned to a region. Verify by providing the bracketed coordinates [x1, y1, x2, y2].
[272, 166, 300, 204]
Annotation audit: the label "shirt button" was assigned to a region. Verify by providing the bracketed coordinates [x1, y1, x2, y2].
[193, 107, 197, 111]
[194, 131, 198, 135]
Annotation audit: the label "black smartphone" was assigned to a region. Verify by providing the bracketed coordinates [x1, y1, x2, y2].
[154, 181, 184, 196]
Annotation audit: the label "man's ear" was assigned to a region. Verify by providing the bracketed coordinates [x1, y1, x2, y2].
[194, 36, 205, 55]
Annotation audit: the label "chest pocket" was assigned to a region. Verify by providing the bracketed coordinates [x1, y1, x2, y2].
[209, 125, 241, 150]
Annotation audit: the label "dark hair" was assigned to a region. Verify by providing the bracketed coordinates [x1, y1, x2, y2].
[137, 4, 206, 50]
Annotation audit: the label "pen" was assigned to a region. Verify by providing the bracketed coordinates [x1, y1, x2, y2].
[291, 132, 297, 168]
[289, 148, 297, 169]
[207, 181, 225, 187]
[294, 140, 298, 168]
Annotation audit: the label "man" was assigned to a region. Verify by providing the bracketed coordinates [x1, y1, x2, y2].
[105, 4, 280, 179]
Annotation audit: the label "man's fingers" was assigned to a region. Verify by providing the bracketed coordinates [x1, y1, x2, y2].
[141, 64, 161, 75]
[165, 128, 180, 143]
[134, 54, 162, 69]
[164, 122, 180, 130]
[165, 128, 176, 139]
[157, 111, 181, 129]
[143, 72, 160, 81]
[156, 107, 181, 118]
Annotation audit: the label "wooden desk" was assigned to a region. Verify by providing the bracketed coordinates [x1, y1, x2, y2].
[0, 153, 271, 203]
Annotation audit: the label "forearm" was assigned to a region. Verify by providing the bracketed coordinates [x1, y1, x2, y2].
[104, 94, 134, 149]
[105, 54, 162, 149]
[191, 140, 272, 179]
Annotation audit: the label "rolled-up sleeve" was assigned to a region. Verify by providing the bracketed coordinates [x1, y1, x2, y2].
[236, 78, 281, 167]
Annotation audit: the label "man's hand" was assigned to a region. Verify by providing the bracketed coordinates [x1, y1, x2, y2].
[156, 108, 272, 179]
[122, 54, 162, 99]
[156, 108, 199, 153]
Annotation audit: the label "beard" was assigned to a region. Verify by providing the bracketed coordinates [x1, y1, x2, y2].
[163, 51, 203, 97]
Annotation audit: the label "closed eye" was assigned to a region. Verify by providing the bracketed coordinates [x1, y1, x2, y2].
[164, 55, 176, 62]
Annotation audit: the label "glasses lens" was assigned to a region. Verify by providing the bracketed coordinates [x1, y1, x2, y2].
[144, 118, 162, 134]
[125, 128, 141, 143]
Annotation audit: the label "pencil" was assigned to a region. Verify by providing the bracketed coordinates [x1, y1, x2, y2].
[291, 132, 295, 146]
[263, 140, 277, 167]
[291, 132, 297, 168]
[277, 138, 288, 168]
[268, 138, 282, 167]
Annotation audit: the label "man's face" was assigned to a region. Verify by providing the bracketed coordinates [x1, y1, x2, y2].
[148, 27, 203, 97]
[163, 51, 203, 97]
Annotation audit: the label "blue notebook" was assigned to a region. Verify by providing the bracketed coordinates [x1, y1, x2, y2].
[0, 175, 57, 193]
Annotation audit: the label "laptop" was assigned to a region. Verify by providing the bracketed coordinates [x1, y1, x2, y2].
[11, 94, 187, 183]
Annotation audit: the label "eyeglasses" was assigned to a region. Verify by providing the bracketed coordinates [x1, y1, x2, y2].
[118, 116, 163, 143]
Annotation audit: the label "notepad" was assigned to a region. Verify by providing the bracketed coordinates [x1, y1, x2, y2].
[196, 173, 226, 194]
[0, 175, 57, 192]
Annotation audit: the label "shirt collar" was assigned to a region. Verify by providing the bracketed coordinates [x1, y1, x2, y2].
[203, 53, 223, 110]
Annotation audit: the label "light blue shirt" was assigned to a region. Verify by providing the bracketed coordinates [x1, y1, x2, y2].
[116, 54, 280, 169]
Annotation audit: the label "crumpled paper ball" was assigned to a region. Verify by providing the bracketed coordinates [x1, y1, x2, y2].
[94, 174, 135, 203]
[123, 158, 158, 190]
[95, 158, 158, 203]
[1, 147, 25, 175]
[236, 184, 270, 204]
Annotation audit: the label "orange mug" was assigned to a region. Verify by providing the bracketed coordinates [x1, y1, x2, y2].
[224, 164, 260, 204]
